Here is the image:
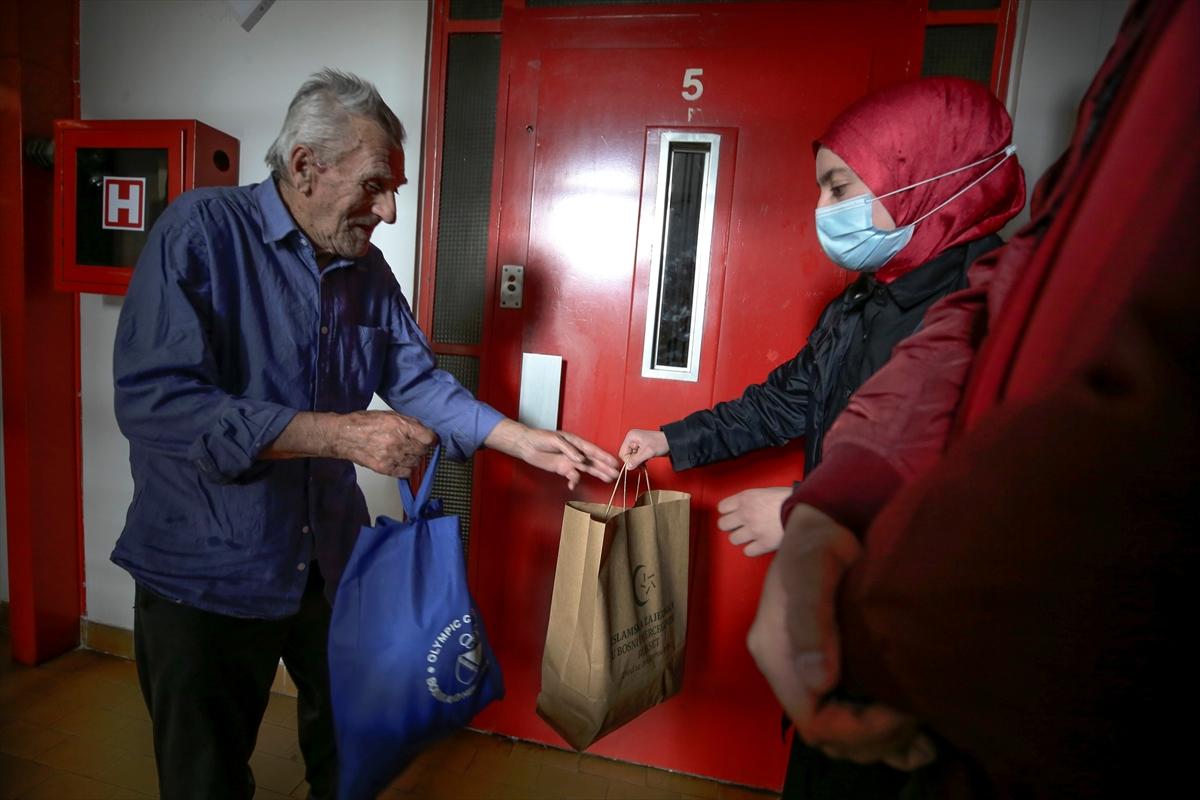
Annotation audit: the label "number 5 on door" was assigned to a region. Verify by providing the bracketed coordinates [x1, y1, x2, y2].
[682, 68, 704, 101]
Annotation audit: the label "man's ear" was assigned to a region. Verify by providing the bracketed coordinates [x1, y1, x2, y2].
[289, 145, 318, 196]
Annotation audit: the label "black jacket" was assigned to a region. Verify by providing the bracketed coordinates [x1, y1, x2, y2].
[663, 234, 1002, 473]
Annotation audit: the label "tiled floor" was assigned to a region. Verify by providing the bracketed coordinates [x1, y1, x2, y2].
[0, 632, 776, 799]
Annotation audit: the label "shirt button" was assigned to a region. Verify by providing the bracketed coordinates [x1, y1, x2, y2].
[297, 562, 307, 571]
[320, 326, 329, 335]
[301, 525, 310, 534]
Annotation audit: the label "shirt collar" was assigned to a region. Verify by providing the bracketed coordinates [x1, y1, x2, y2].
[254, 179, 300, 244]
[253, 179, 360, 273]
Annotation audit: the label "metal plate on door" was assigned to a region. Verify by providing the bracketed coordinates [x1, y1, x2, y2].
[500, 264, 524, 308]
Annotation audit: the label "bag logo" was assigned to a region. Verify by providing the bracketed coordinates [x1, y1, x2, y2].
[633, 564, 657, 608]
[455, 644, 484, 685]
[425, 612, 486, 703]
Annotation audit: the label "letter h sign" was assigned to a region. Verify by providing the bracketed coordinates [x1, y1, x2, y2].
[102, 177, 145, 231]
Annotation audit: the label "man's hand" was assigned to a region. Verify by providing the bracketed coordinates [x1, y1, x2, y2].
[486, 419, 621, 489]
[717, 486, 791, 556]
[618, 428, 669, 469]
[747, 503, 936, 771]
[263, 410, 436, 478]
[330, 410, 437, 477]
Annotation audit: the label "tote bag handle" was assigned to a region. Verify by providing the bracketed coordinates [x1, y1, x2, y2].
[399, 445, 442, 520]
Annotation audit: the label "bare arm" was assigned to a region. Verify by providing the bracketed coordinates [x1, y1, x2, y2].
[484, 418, 620, 489]
[262, 409, 437, 478]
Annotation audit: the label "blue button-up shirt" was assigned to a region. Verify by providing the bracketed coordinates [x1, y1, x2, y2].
[111, 180, 503, 619]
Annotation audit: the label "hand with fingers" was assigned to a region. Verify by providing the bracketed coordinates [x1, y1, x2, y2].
[486, 419, 621, 489]
[618, 428, 669, 469]
[717, 486, 792, 556]
[747, 503, 937, 772]
[331, 410, 438, 478]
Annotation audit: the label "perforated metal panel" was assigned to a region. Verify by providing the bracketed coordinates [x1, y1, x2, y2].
[922, 25, 997, 86]
[437, 353, 480, 395]
[433, 354, 481, 553]
[434, 34, 501, 346]
[450, 0, 503, 20]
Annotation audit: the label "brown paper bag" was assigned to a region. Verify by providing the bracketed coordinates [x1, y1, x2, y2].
[536, 475, 690, 750]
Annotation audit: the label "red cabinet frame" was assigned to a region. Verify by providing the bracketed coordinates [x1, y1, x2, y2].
[53, 119, 238, 295]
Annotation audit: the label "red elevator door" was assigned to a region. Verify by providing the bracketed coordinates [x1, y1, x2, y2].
[469, 2, 921, 788]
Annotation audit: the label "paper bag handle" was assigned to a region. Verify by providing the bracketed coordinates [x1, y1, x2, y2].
[603, 462, 657, 518]
[636, 468, 658, 511]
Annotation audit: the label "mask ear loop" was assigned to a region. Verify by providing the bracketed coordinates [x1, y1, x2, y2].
[817, 144, 1017, 220]
[904, 146, 1017, 227]
[874, 144, 1017, 204]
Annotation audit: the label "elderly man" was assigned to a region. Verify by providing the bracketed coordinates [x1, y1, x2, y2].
[111, 69, 619, 799]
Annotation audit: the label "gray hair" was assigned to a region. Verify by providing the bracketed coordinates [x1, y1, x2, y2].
[265, 68, 406, 178]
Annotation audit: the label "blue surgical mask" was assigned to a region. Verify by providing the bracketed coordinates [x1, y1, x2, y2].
[815, 144, 1016, 272]
[815, 193, 915, 272]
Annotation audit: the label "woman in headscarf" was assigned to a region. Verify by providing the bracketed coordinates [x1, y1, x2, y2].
[619, 76, 1025, 796]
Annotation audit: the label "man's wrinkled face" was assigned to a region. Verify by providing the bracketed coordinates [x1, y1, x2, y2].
[306, 116, 406, 259]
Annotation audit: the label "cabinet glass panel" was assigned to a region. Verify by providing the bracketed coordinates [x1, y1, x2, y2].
[75, 147, 169, 267]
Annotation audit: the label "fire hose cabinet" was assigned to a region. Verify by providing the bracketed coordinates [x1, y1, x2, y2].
[53, 119, 240, 294]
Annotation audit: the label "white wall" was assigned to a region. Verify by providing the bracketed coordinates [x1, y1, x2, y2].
[79, 0, 428, 628]
[1005, 0, 1129, 232]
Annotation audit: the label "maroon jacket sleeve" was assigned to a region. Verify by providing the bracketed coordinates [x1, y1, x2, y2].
[783, 245, 1014, 534]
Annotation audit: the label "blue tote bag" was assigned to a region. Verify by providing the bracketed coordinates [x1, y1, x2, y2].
[328, 446, 504, 800]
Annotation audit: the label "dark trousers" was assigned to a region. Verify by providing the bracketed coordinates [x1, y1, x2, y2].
[133, 564, 337, 800]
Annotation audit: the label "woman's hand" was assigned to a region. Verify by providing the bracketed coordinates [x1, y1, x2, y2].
[618, 428, 669, 469]
[717, 487, 791, 556]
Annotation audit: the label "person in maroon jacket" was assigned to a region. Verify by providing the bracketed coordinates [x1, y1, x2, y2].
[749, 0, 1199, 795]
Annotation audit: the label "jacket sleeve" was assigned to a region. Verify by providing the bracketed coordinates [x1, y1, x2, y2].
[662, 345, 814, 471]
[113, 207, 296, 484]
[783, 249, 1006, 534]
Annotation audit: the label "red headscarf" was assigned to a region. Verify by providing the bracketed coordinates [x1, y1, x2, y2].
[817, 77, 1026, 283]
